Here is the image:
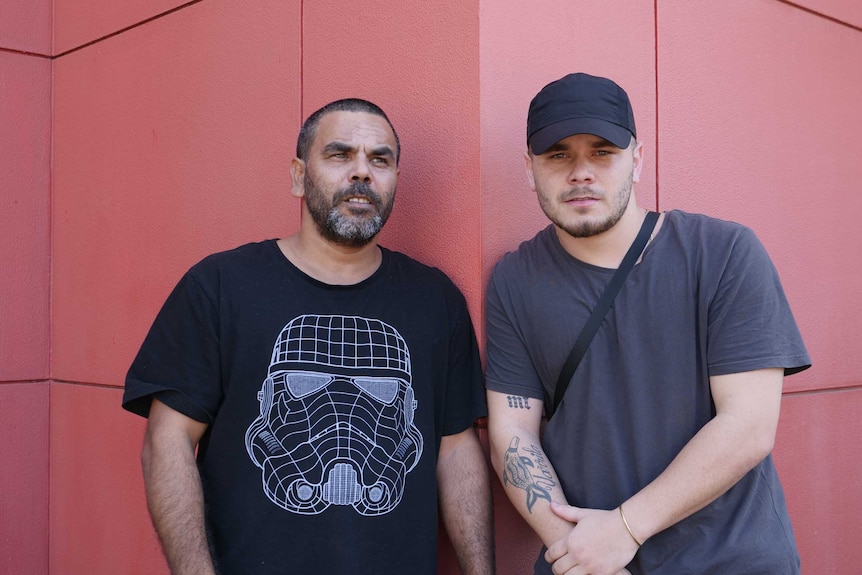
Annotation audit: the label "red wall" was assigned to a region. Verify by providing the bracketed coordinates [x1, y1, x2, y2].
[2, 1, 860, 573]
[0, 1, 52, 572]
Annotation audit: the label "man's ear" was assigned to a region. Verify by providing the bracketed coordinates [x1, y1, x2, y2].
[290, 158, 306, 198]
[631, 140, 644, 184]
[524, 151, 537, 192]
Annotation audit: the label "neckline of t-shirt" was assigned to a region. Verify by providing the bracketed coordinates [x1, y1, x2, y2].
[267, 239, 389, 291]
[547, 210, 671, 273]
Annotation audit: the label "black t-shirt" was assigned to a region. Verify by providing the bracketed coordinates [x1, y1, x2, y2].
[124, 240, 486, 574]
[486, 211, 810, 574]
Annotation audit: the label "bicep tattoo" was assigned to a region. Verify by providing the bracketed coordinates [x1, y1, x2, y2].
[502, 436, 557, 513]
[506, 395, 532, 409]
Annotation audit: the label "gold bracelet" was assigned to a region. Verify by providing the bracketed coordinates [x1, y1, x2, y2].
[619, 504, 643, 546]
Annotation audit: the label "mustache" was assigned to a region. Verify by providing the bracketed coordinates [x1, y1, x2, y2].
[559, 186, 603, 201]
[333, 182, 382, 206]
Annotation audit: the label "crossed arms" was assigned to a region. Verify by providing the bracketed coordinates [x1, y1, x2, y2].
[487, 367, 785, 575]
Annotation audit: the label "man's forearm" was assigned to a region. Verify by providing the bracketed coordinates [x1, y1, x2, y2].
[436, 429, 495, 575]
[142, 404, 216, 574]
[619, 369, 785, 545]
[490, 427, 574, 547]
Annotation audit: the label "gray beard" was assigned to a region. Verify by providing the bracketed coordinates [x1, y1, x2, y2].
[305, 179, 394, 248]
[322, 208, 385, 247]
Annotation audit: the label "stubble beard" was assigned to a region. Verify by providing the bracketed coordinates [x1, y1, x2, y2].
[538, 170, 634, 238]
[304, 175, 395, 248]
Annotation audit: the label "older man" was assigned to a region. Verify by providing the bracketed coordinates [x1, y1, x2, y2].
[124, 99, 493, 574]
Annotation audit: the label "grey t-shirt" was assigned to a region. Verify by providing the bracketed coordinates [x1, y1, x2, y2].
[486, 210, 810, 574]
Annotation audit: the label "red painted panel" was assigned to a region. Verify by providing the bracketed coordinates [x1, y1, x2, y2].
[53, 0, 187, 55]
[0, 0, 51, 55]
[774, 389, 862, 574]
[49, 383, 168, 574]
[0, 52, 50, 381]
[303, 1, 483, 319]
[52, 0, 301, 386]
[788, 0, 862, 29]
[0, 383, 49, 574]
[657, 1, 862, 392]
[479, 0, 658, 302]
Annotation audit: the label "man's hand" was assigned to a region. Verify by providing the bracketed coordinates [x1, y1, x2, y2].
[544, 502, 637, 575]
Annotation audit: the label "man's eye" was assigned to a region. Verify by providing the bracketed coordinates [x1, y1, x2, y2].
[549, 153, 567, 159]
[371, 157, 389, 165]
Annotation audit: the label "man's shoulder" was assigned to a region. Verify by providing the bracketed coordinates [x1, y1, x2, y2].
[196, 239, 277, 264]
[666, 210, 752, 238]
[491, 224, 557, 279]
[662, 211, 775, 282]
[378, 248, 472, 315]
[381, 247, 458, 286]
[188, 239, 279, 275]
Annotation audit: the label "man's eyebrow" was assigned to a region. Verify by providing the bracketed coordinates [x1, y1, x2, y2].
[369, 145, 395, 159]
[321, 141, 355, 154]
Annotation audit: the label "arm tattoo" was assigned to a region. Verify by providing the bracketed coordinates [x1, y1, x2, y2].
[506, 395, 532, 409]
[502, 437, 556, 513]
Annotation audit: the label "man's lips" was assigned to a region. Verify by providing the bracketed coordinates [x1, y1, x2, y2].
[344, 196, 373, 205]
[563, 196, 599, 204]
[560, 188, 601, 204]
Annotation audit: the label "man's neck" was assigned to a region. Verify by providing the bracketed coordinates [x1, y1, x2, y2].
[277, 229, 382, 286]
[555, 204, 659, 269]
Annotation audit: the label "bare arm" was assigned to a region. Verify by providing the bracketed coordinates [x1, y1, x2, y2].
[546, 368, 785, 574]
[620, 368, 785, 540]
[141, 398, 215, 575]
[436, 427, 495, 575]
[486, 390, 575, 547]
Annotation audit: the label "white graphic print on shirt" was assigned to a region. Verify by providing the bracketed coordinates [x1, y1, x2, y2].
[245, 314, 423, 516]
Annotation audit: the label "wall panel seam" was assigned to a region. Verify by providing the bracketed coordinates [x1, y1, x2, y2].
[52, 0, 206, 60]
[0, 46, 51, 58]
[784, 385, 862, 397]
[49, 379, 127, 390]
[776, 0, 862, 33]
[653, 0, 660, 212]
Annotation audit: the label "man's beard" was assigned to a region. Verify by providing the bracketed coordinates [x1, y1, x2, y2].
[538, 170, 633, 238]
[304, 176, 395, 248]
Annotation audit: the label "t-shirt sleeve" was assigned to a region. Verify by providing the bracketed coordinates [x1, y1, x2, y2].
[122, 267, 223, 423]
[707, 227, 811, 377]
[484, 261, 546, 401]
[440, 281, 487, 436]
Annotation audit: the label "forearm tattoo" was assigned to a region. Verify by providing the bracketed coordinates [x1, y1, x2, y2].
[502, 437, 557, 513]
[506, 395, 532, 409]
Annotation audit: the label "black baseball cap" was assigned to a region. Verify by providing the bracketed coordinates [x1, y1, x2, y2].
[527, 73, 636, 154]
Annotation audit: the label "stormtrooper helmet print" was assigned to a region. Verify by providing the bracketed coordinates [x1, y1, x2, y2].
[245, 314, 423, 516]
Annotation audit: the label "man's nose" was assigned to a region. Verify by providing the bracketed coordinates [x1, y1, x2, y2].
[567, 158, 595, 184]
[350, 156, 372, 183]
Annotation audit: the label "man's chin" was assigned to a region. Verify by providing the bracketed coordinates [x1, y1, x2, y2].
[555, 216, 616, 238]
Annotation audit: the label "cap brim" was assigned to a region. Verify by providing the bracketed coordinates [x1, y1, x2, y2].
[529, 118, 632, 154]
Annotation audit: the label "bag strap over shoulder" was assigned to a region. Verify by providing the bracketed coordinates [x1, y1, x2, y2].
[549, 211, 659, 419]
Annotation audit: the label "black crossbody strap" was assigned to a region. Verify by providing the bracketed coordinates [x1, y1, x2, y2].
[549, 211, 659, 419]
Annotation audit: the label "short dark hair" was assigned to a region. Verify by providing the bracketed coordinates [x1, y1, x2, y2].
[296, 98, 401, 164]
